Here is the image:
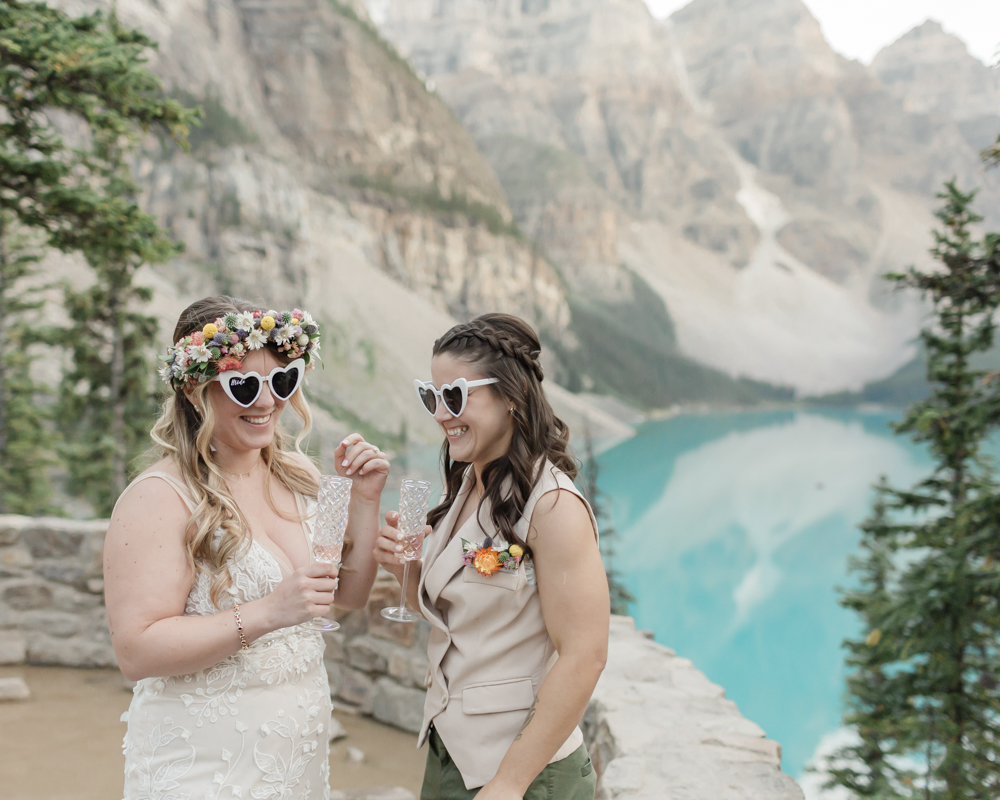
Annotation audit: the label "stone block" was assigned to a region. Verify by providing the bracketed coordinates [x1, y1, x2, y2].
[0, 545, 33, 570]
[367, 592, 417, 649]
[335, 609, 369, 639]
[0, 521, 22, 546]
[19, 610, 83, 638]
[24, 527, 85, 559]
[51, 584, 102, 614]
[3, 581, 53, 610]
[35, 560, 88, 588]
[337, 666, 375, 713]
[371, 677, 425, 733]
[322, 630, 347, 662]
[346, 635, 402, 674]
[0, 630, 27, 664]
[0, 676, 30, 701]
[26, 632, 117, 668]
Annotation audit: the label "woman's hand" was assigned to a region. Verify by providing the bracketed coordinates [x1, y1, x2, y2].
[259, 562, 340, 629]
[336, 433, 390, 504]
[473, 782, 522, 800]
[374, 511, 431, 577]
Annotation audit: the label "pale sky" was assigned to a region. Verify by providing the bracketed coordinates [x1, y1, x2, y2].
[644, 0, 1000, 65]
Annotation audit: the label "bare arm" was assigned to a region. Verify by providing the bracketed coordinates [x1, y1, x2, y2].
[104, 479, 339, 682]
[480, 490, 610, 798]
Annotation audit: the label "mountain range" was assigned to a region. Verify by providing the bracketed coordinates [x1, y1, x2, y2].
[38, 0, 1000, 459]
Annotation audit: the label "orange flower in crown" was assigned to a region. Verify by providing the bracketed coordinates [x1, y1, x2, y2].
[473, 547, 502, 576]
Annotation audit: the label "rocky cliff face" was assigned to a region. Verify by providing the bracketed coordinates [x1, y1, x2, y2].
[367, 0, 1000, 395]
[42, 0, 636, 460]
[872, 21, 1000, 155]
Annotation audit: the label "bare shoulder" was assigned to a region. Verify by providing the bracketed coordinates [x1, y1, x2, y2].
[528, 488, 596, 546]
[287, 451, 321, 481]
[108, 468, 191, 545]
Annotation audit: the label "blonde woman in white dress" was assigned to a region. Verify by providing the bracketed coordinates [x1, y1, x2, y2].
[104, 296, 388, 799]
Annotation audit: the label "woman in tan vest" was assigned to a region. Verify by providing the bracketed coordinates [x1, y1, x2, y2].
[375, 313, 610, 799]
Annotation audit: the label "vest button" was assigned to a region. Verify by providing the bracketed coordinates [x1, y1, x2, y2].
[441, 690, 448, 703]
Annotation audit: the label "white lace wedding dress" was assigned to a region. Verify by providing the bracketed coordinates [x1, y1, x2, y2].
[119, 473, 331, 800]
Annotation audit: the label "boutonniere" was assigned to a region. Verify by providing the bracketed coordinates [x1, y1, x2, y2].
[461, 536, 525, 577]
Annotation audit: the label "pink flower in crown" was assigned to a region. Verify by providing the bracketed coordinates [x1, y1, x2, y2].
[293, 308, 303, 319]
[190, 331, 205, 346]
[253, 310, 263, 319]
[229, 333, 239, 345]
[217, 356, 243, 373]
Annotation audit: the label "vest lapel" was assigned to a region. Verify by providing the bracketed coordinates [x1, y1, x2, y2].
[419, 467, 475, 627]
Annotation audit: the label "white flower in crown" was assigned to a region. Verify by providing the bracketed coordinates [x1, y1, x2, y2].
[189, 344, 212, 363]
[245, 328, 268, 350]
[299, 311, 315, 327]
[158, 365, 172, 382]
[235, 312, 255, 332]
[273, 328, 292, 346]
[231, 342, 247, 359]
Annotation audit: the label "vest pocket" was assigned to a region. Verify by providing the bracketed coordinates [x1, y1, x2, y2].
[462, 565, 522, 591]
[462, 677, 535, 715]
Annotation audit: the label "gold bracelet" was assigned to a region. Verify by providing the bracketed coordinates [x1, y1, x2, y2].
[233, 602, 249, 651]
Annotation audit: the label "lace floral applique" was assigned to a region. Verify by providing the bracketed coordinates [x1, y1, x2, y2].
[250, 694, 325, 800]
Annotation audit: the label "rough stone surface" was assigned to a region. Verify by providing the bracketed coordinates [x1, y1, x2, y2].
[371, 677, 426, 733]
[0, 676, 31, 701]
[1, 516, 802, 797]
[582, 616, 803, 800]
[0, 631, 27, 665]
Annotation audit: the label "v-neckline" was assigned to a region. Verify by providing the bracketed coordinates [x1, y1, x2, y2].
[250, 491, 312, 577]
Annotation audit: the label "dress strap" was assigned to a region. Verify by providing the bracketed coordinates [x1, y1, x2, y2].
[113, 471, 197, 516]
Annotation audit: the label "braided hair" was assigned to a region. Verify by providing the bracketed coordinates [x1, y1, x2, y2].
[426, 313, 577, 551]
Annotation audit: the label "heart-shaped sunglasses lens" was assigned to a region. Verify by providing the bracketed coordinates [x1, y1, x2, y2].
[227, 375, 261, 406]
[269, 368, 300, 400]
[442, 385, 465, 416]
[418, 385, 437, 415]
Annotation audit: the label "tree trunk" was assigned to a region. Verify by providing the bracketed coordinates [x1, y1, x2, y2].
[108, 279, 127, 501]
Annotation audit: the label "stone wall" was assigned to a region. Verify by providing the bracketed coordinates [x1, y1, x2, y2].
[0, 516, 802, 799]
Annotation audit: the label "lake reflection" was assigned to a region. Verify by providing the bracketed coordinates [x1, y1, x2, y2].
[596, 409, 932, 779]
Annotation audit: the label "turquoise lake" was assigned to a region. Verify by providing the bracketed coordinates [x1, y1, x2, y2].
[593, 408, 935, 780]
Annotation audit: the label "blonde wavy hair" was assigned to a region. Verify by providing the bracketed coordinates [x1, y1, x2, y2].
[148, 296, 320, 609]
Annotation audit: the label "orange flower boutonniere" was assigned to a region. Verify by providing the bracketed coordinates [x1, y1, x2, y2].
[461, 536, 525, 576]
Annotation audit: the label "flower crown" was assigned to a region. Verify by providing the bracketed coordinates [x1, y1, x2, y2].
[159, 308, 321, 388]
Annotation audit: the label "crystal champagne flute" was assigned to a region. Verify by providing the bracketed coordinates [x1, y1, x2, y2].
[301, 475, 352, 631]
[381, 479, 431, 623]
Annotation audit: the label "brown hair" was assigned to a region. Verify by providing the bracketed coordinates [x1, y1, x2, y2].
[147, 295, 319, 608]
[426, 313, 576, 551]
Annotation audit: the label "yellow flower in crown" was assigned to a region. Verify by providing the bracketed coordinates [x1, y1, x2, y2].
[508, 544, 524, 558]
[260, 315, 276, 331]
[203, 322, 219, 338]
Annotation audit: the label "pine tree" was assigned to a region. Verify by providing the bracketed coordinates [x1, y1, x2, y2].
[0, 212, 55, 514]
[57, 140, 181, 515]
[828, 182, 1000, 799]
[0, 2, 196, 514]
[580, 423, 635, 616]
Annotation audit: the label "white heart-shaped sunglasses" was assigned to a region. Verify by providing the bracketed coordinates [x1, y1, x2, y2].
[413, 377, 498, 417]
[214, 359, 306, 407]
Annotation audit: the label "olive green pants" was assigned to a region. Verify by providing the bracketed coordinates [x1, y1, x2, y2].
[420, 728, 596, 800]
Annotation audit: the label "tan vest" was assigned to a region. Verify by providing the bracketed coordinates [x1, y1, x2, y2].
[417, 461, 598, 790]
